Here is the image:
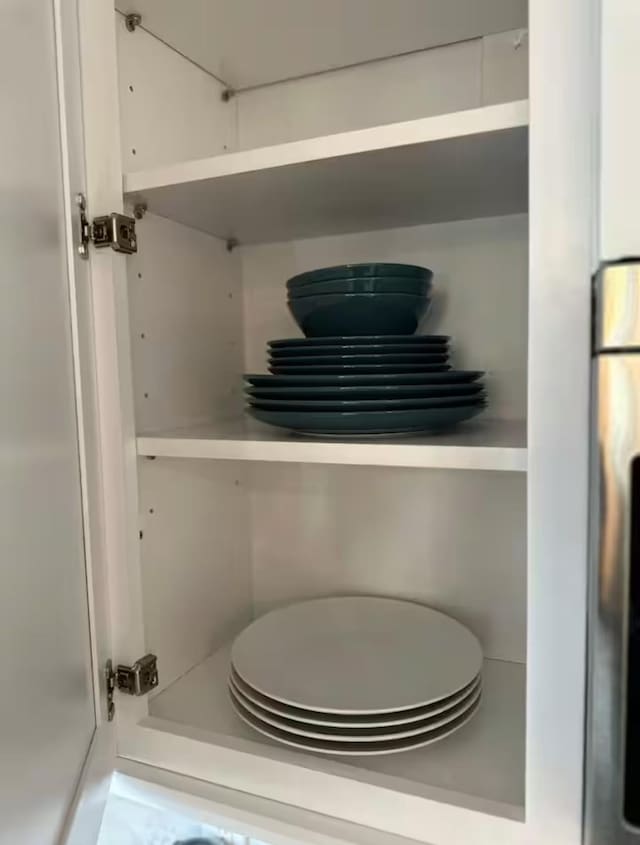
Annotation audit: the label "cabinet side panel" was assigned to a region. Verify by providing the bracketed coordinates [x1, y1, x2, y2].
[241, 214, 528, 423]
[128, 213, 243, 433]
[116, 12, 236, 171]
[249, 464, 526, 663]
[139, 458, 252, 695]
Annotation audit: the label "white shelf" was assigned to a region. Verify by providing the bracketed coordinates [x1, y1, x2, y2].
[124, 101, 528, 243]
[149, 642, 525, 823]
[137, 417, 527, 471]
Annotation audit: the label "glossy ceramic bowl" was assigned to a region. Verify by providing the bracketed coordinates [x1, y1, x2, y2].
[287, 263, 433, 289]
[288, 292, 430, 337]
[287, 275, 432, 298]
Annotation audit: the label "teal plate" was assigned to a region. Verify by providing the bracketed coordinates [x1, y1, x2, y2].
[287, 263, 433, 288]
[270, 364, 450, 375]
[248, 395, 485, 411]
[269, 335, 448, 348]
[245, 371, 482, 386]
[270, 343, 448, 358]
[247, 383, 484, 399]
[287, 276, 432, 297]
[247, 403, 485, 434]
[268, 353, 448, 366]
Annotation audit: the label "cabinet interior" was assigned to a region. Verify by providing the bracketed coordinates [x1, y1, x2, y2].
[114, 0, 529, 830]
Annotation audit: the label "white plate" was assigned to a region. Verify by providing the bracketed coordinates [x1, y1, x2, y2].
[231, 597, 482, 714]
[229, 668, 482, 727]
[230, 687, 482, 756]
[228, 680, 482, 741]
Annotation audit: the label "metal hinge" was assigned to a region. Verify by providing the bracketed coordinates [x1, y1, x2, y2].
[105, 654, 159, 721]
[75, 193, 138, 258]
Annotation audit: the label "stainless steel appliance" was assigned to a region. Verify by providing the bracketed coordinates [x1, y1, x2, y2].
[586, 261, 640, 843]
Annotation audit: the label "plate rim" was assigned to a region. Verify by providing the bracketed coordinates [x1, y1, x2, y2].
[230, 667, 482, 727]
[228, 682, 482, 742]
[230, 689, 481, 756]
[230, 596, 483, 714]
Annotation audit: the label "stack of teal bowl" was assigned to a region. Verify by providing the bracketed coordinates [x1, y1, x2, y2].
[244, 263, 486, 436]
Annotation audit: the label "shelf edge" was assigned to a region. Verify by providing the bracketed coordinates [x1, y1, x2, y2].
[136, 436, 527, 472]
[124, 100, 529, 195]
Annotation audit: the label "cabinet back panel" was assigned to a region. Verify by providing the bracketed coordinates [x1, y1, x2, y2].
[242, 214, 528, 422]
[139, 458, 253, 695]
[237, 31, 527, 150]
[249, 464, 526, 663]
[127, 212, 244, 432]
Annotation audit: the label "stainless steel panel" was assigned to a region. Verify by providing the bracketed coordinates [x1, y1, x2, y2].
[595, 262, 640, 352]
[586, 352, 640, 843]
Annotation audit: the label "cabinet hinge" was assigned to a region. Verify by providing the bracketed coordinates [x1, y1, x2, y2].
[105, 654, 159, 721]
[75, 193, 138, 258]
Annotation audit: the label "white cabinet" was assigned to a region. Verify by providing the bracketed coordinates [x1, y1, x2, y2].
[28, 1, 599, 842]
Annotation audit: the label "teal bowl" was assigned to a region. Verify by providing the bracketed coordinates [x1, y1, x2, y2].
[288, 263, 433, 289]
[288, 275, 432, 298]
[288, 292, 430, 337]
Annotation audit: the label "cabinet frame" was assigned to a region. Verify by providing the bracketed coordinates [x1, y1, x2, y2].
[75, 0, 599, 842]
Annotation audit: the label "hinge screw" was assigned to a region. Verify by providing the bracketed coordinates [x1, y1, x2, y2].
[125, 12, 142, 32]
[133, 201, 147, 220]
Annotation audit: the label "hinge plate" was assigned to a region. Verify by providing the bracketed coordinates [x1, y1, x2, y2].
[76, 193, 138, 258]
[105, 654, 159, 720]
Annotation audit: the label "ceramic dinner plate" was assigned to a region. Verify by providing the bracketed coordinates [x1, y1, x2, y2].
[230, 597, 483, 714]
[246, 383, 484, 399]
[248, 403, 484, 433]
[228, 682, 481, 742]
[268, 353, 448, 366]
[230, 687, 482, 756]
[247, 395, 485, 411]
[270, 364, 451, 375]
[230, 668, 482, 728]
[245, 371, 482, 387]
[269, 343, 448, 357]
[269, 335, 449, 348]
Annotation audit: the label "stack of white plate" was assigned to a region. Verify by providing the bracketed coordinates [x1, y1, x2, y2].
[228, 597, 483, 756]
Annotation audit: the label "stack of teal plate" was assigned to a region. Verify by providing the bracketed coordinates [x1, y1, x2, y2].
[244, 262, 486, 436]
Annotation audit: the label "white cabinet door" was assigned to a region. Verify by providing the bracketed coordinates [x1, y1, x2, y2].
[0, 1, 114, 843]
[600, 0, 640, 260]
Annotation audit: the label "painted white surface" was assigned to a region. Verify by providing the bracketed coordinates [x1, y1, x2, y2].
[525, 0, 597, 843]
[600, 0, 640, 259]
[124, 102, 528, 243]
[237, 31, 527, 150]
[111, 766, 430, 845]
[481, 30, 529, 106]
[79, 0, 148, 740]
[138, 457, 253, 695]
[137, 419, 526, 471]
[248, 464, 526, 664]
[116, 12, 235, 171]
[237, 39, 483, 150]
[127, 213, 244, 432]
[242, 215, 528, 422]
[145, 644, 525, 831]
[0, 1, 97, 842]
[113, 0, 526, 90]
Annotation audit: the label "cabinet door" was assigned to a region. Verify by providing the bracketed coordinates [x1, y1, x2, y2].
[600, 0, 640, 260]
[0, 1, 114, 843]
